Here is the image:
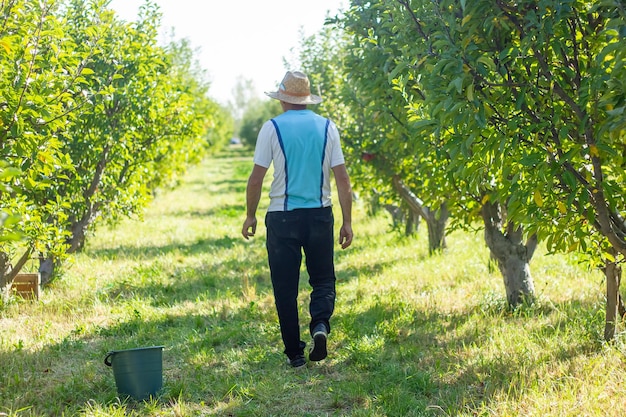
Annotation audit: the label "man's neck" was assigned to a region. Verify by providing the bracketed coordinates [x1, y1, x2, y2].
[281, 102, 308, 111]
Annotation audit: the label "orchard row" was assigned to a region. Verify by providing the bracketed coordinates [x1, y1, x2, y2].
[0, 0, 231, 288]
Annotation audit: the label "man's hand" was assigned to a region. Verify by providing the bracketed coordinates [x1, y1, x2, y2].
[339, 222, 353, 249]
[242, 216, 257, 240]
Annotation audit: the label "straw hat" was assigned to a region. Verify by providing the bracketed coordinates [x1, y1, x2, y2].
[265, 71, 323, 105]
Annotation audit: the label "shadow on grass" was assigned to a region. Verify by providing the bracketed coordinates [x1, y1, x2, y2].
[27, 246, 601, 412]
[327, 295, 604, 415]
[88, 231, 395, 310]
[211, 178, 247, 195]
[88, 235, 240, 262]
[0, 305, 284, 415]
[0, 291, 605, 416]
[96, 256, 272, 308]
[165, 203, 245, 220]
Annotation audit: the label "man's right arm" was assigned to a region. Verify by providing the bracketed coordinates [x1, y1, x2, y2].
[332, 164, 353, 249]
[242, 164, 268, 239]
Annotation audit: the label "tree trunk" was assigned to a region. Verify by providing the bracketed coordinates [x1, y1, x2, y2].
[481, 201, 536, 307]
[424, 204, 448, 253]
[66, 145, 109, 253]
[1, 252, 9, 300]
[405, 208, 420, 236]
[384, 204, 404, 228]
[40, 147, 110, 283]
[67, 207, 97, 253]
[41, 202, 98, 285]
[382, 203, 421, 236]
[392, 176, 448, 253]
[603, 253, 622, 341]
[39, 255, 55, 286]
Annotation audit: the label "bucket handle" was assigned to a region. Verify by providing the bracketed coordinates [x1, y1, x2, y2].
[103, 346, 165, 367]
[104, 351, 115, 367]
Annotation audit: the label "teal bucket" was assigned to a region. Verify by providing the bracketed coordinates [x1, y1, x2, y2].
[104, 346, 164, 400]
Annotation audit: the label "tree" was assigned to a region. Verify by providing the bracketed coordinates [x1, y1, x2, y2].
[339, 0, 536, 305]
[39, 0, 223, 278]
[339, 0, 625, 331]
[228, 76, 259, 131]
[1, 0, 231, 292]
[238, 99, 281, 148]
[0, 0, 87, 291]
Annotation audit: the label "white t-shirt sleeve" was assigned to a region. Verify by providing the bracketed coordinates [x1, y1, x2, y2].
[328, 121, 345, 168]
[253, 121, 275, 168]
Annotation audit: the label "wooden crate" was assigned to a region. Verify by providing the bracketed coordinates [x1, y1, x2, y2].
[12, 273, 41, 300]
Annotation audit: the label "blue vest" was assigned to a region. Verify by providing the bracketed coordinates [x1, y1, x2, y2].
[270, 110, 330, 211]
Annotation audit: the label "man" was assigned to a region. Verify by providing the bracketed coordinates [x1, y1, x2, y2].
[241, 70, 353, 368]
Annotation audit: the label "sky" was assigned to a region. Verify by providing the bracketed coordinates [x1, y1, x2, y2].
[108, 0, 347, 106]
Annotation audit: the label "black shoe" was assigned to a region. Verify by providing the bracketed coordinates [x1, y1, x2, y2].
[287, 354, 306, 368]
[309, 323, 328, 362]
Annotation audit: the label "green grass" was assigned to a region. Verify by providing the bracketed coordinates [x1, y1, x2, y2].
[1, 146, 625, 416]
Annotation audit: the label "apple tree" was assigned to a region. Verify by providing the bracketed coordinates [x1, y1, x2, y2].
[339, 0, 625, 331]
[1, 0, 231, 291]
[0, 0, 89, 291]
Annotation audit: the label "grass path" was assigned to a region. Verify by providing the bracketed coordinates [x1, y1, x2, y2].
[1, 147, 625, 416]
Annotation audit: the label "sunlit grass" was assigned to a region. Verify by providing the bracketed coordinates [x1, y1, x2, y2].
[1, 146, 625, 416]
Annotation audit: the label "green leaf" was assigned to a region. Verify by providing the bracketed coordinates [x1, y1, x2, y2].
[0, 39, 11, 54]
[561, 170, 576, 191]
[449, 77, 463, 94]
[0, 166, 22, 180]
[477, 55, 496, 72]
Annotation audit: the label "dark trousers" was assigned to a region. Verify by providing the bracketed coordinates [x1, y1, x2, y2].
[265, 206, 336, 359]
